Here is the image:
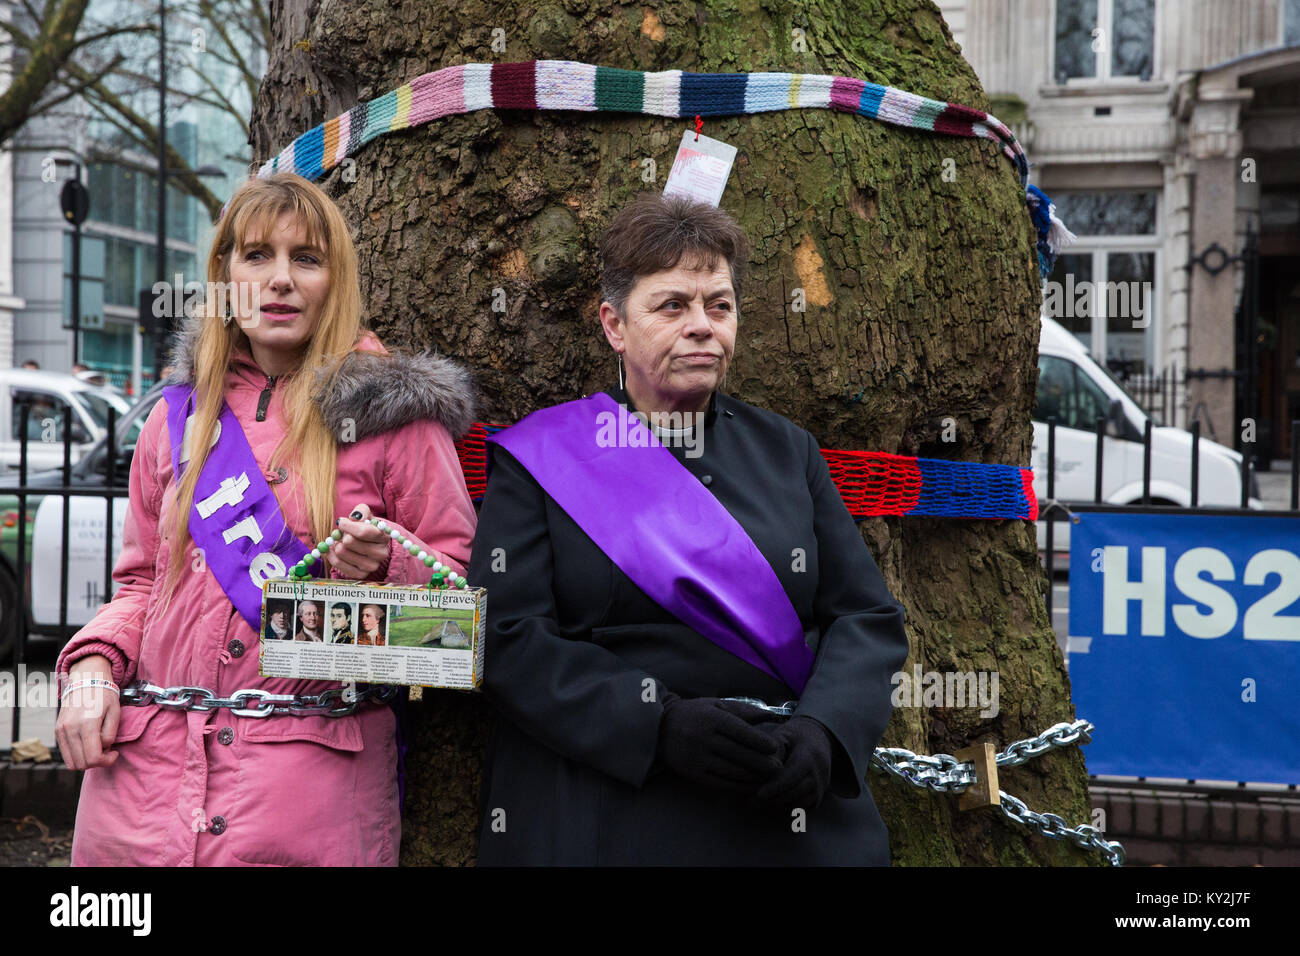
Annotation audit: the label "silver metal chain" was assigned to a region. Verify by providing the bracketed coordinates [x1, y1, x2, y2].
[996, 720, 1092, 768]
[870, 719, 1126, 866]
[720, 696, 799, 717]
[121, 686, 1122, 863]
[998, 791, 1125, 867]
[871, 748, 979, 793]
[120, 681, 399, 718]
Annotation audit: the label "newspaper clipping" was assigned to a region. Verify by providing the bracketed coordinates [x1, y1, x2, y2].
[259, 579, 486, 690]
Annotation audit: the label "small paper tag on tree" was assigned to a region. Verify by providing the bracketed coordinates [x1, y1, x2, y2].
[663, 130, 738, 207]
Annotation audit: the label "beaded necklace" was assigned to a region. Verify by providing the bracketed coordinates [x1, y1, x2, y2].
[289, 517, 469, 589]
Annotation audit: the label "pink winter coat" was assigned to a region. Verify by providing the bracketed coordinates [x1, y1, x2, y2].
[56, 320, 477, 866]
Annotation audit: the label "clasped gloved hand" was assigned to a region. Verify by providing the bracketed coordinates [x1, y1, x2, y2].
[753, 716, 834, 810]
[656, 694, 783, 794]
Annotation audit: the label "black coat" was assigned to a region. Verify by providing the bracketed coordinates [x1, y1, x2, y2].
[469, 388, 909, 865]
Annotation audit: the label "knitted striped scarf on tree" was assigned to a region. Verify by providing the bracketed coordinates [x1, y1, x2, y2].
[251, 59, 1073, 277]
[246, 60, 1055, 521]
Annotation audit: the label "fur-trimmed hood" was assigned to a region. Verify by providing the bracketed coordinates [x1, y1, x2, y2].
[163, 312, 477, 440]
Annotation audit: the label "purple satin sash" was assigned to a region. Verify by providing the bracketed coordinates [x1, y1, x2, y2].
[163, 385, 310, 632]
[489, 392, 814, 693]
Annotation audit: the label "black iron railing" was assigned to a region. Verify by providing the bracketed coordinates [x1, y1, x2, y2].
[2, 401, 128, 749]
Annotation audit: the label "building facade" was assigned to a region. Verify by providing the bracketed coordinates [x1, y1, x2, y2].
[0, 4, 26, 370]
[5, 1, 260, 397]
[939, 0, 1300, 461]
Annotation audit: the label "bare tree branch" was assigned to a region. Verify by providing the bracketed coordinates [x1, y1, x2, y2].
[1, 0, 261, 220]
[89, 68, 246, 138]
[17, 0, 44, 28]
[241, 0, 271, 59]
[185, 83, 249, 138]
[64, 21, 153, 53]
[0, 0, 94, 144]
[67, 59, 223, 219]
[196, 0, 259, 109]
[0, 18, 33, 47]
[180, 43, 245, 75]
[27, 51, 125, 114]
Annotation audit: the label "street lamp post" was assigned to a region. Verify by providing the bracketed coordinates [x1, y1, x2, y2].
[148, 164, 226, 378]
[54, 157, 88, 367]
[150, 0, 225, 377]
[154, 0, 167, 379]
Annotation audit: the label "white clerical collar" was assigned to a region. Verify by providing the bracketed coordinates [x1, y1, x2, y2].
[650, 421, 697, 439]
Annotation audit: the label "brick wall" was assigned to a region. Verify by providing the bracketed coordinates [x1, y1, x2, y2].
[1093, 785, 1300, 866]
[0, 761, 82, 825]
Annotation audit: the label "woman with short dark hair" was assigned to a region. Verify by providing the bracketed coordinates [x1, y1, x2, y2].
[471, 193, 909, 865]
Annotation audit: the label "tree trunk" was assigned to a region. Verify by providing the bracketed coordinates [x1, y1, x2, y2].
[251, 0, 1100, 866]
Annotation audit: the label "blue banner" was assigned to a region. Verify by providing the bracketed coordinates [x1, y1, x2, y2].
[1069, 512, 1300, 784]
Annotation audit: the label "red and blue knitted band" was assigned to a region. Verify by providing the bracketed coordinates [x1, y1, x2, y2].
[456, 425, 1038, 521]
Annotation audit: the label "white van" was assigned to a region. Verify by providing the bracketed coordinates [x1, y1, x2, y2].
[1033, 317, 1255, 555]
[0, 369, 132, 473]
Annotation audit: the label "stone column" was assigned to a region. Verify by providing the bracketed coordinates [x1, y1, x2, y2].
[1185, 85, 1252, 446]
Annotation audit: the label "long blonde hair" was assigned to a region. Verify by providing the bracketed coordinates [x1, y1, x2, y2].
[159, 173, 372, 603]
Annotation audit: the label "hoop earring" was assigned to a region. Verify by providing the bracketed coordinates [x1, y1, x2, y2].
[617, 353, 624, 391]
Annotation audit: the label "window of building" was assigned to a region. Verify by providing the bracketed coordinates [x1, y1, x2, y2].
[1043, 190, 1160, 374]
[88, 163, 138, 229]
[1104, 251, 1156, 373]
[100, 236, 197, 309]
[102, 237, 140, 307]
[1260, 188, 1300, 231]
[62, 233, 106, 331]
[1285, 0, 1300, 46]
[80, 323, 137, 392]
[87, 161, 196, 241]
[1048, 252, 1094, 347]
[1055, 0, 1156, 83]
[139, 172, 195, 243]
[1049, 190, 1156, 235]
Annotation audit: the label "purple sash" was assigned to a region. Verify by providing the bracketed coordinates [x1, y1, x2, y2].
[489, 392, 814, 693]
[163, 385, 310, 632]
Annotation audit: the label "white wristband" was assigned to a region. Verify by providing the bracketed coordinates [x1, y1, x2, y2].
[62, 678, 120, 701]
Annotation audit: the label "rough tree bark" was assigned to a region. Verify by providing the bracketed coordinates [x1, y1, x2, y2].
[250, 0, 1100, 866]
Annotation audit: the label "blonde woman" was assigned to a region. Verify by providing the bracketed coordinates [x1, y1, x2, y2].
[54, 173, 477, 866]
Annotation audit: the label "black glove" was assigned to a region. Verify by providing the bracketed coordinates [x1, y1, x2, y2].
[754, 716, 834, 809]
[656, 694, 783, 794]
